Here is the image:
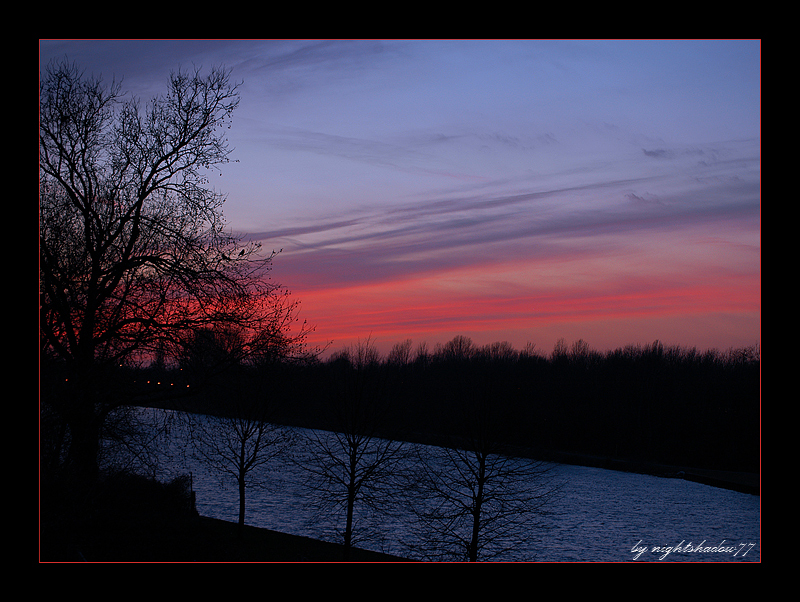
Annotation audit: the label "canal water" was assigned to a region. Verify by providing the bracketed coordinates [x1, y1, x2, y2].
[141, 409, 760, 562]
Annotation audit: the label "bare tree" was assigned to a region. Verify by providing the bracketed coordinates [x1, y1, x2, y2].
[404, 355, 560, 561]
[406, 440, 559, 561]
[188, 375, 295, 532]
[387, 338, 413, 366]
[435, 335, 476, 362]
[300, 338, 410, 559]
[39, 58, 304, 480]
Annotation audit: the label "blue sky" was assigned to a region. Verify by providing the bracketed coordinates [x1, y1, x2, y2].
[39, 40, 761, 356]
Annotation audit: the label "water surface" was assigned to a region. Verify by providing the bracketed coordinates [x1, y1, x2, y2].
[150, 411, 760, 562]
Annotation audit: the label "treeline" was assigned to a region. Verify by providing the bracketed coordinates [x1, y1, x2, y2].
[156, 335, 759, 475]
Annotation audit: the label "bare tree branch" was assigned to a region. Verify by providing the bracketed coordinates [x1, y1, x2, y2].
[40, 57, 311, 479]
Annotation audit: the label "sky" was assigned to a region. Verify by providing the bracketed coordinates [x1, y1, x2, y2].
[39, 39, 761, 357]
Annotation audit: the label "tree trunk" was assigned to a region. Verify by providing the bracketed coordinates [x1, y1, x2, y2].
[343, 453, 357, 560]
[469, 507, 481, 562]
[238, 475, 246, 533]
[68, 419, 101, 481]
[343, 488, 355, 560]
[238, 440, 247, 534]
[66, 394, 102, 482]
[468, 453, 487, 562]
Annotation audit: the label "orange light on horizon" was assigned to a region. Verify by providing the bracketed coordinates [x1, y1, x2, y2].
[290, 255, 760, 356]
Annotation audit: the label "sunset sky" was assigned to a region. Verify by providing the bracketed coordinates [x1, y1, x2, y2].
[39, 40, 761, 357]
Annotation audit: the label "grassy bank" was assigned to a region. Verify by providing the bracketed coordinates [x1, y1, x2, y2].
[40, 471, 412, 563]
[43, 515, 412, 562]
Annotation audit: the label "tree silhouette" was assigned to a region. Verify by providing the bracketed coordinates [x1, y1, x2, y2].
[188, 368, 295, 533]
[387, 338, 413, 366]
[39, 58, 304, 480]
[407, 440, 559, 561]
[300, 338, 410, 559]
[404, 351, 560, 561]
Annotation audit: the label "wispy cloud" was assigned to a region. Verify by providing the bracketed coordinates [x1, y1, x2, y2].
[40, 39, 760, 353]
[245, 124, 489, 183]
[251, 136, 759, 297]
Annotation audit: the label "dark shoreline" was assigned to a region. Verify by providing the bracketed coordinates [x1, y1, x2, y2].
[145, 399, 761, 497]
[181, 455, 758, 563]
[537, 450, 759, 496]
[175, 516, 414, 562]
[40, 451, 757, 563]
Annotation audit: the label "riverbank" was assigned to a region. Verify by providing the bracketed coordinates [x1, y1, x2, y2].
[535, 450, 760, 496]
[374, 427, 760, 496]
[44, 515, 412, 562]
[42, 462, 757, 563]
[40, 471, 412, 562]
[148, 399, 761, 497]
[40, 451, 757, 562]
[190, 517, 413, 562]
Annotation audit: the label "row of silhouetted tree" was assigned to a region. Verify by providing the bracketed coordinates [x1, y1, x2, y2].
[39, 57, 759, 560]
[159, 335, 759, 474]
